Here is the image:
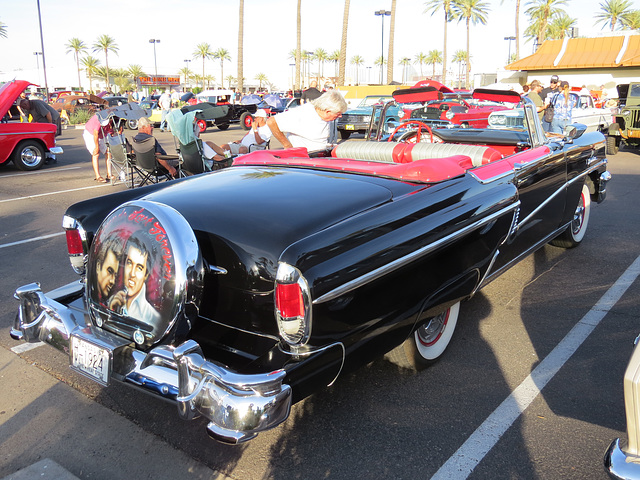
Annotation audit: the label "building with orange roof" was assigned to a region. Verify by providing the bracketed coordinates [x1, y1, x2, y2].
[499, 33, 640, 95]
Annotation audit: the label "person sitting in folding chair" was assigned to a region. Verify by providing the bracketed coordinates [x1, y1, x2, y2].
[132, 117, 179, 178]
[204, 109, 272, 161]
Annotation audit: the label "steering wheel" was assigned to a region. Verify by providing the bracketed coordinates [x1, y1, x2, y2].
[388, 120, 433, 143]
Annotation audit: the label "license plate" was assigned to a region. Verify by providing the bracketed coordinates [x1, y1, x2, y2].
[345, 124, 355, 130]
[70, 336, 111, 385]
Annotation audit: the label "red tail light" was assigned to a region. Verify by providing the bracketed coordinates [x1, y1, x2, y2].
[276, 283, 304, 319]
[66, 229, 84, 255]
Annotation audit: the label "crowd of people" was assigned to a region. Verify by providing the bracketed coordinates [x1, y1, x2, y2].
[524, 74, 578, 134]
[76, 86, 347, 182]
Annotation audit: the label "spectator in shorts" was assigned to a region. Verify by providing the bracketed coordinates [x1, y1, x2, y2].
[84, 113, 114, 182]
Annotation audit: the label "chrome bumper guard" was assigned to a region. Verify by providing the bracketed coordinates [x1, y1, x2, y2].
[604, 438, 640, 479]
[11, 282, 292, 444]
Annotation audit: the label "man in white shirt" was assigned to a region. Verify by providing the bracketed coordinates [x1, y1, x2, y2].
[158, 90, 172, 132]
[266, 90, 347, 153]
[200, 109, 273, 161]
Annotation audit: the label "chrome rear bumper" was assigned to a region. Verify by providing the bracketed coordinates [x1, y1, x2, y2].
[11, 281, 291, 444]
[604, 438, 640, 479]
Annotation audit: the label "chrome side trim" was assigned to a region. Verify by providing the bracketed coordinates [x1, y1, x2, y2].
[515, 160, 607, 232]
[12, 282, 292, 445]
[313, 202, 520, 305]
[480, 224, 568, 288]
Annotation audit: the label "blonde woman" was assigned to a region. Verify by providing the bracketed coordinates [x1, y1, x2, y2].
[550, 81, 577, 134]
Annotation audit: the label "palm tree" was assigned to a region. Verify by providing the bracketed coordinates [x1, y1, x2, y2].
[595, 0, 634, 31]
[452, 50, 468, 89]
[302, 50, 313, 87]
[255, 73, 269, 91]
[452, 0, 490, 89]
[427, 49, 443, 78]
[350, 55, 364, 85]
[338, 0, 350, 86]
[225, 75, 236, 89]
[295, 0, 302, 91]
[0, 21, 7, 38]
[238, 0, 244, 94]
[178, 67, 192, 87]
[547, 12, 577, 39]
[127, 64, 146, 93]
[500, 0, 521, 60]
[193, 43, 213, 89]
[414, 52, 428, 78]
[205, 75, 216, 89]
[81, 56, 101, 92]
[399, 57, 411, 84]
[424, 0, 453, 85]
[315, 48, 329, 81]
[621, 9, 640, 29]
[65, 38, 87, 89]
[92, 34, 119, 92]
[213, 48, 231, 88]
[330, 49, 340, 79]
[525, 0, 569, 48]
[374, 56, 386, 83]
[387, 0, 397, 84]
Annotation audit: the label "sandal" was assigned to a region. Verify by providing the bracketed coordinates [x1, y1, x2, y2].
[94, 176, 107, 183]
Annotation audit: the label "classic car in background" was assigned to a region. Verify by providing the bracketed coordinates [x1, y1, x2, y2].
[605, 334, 640, 479]
[368, 86, 522, 142]
[11, 95, 610, 443]
[488, 92, 611, 134]
[403, 88, 517, 129]
[337, 95, 394, 139]
[607, 82, 640, 154]
[0, 80, 63, 170]
[51, 93, 108, 117]
[195, 89, 257, 132]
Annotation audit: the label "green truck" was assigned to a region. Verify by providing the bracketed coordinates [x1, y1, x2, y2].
[608, 82, 640, 154]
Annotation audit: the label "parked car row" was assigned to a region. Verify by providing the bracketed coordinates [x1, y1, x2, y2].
[0, 80, 63, 170]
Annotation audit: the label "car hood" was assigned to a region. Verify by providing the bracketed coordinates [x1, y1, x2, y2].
[0, 80, 31, 117]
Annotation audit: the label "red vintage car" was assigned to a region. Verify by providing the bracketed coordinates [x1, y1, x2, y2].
[397, 84, 518, 129]
[0, 80, 63, 170]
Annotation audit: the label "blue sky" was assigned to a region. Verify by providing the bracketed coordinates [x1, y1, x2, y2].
[0, 0, 623, 90]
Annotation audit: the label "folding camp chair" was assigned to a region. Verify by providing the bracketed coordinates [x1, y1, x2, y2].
[130, 137, 175, 186]
[106, 133, 137, 188]
[167, 108, 213, 175]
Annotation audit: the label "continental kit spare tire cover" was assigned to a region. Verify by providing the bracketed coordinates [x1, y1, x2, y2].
[86, 200, 204, 349]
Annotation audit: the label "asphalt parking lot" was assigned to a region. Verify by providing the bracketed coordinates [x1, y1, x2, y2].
[1, 127, 639, 479]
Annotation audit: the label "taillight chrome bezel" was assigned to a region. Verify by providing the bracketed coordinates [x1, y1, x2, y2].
[63, 215, 88, 275]
[275, 263, 312, 346]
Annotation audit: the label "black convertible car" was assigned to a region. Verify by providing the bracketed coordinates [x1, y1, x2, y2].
[11, 96, 610, 444]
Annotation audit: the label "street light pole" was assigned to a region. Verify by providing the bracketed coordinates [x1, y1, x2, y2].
[504, 36, 516, 64]
[33, 52, 42, 86]
[149, 39, 160, 89]
[374, 9, 391, 84]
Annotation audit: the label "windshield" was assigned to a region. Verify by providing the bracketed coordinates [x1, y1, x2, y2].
[359, 96, 392, 107]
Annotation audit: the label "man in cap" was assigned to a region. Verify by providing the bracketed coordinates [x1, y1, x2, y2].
[527, 80, 546, 121]
[540, 75, 561, 131]
[201, 109, 273, 161]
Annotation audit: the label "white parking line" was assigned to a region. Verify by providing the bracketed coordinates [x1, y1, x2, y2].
[0, 232, 65, 250]
[11, 342, 45, 354]
[0, 166, 81, 178]
[0, 184, 108, 203]
[432, 254, 640, 480]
